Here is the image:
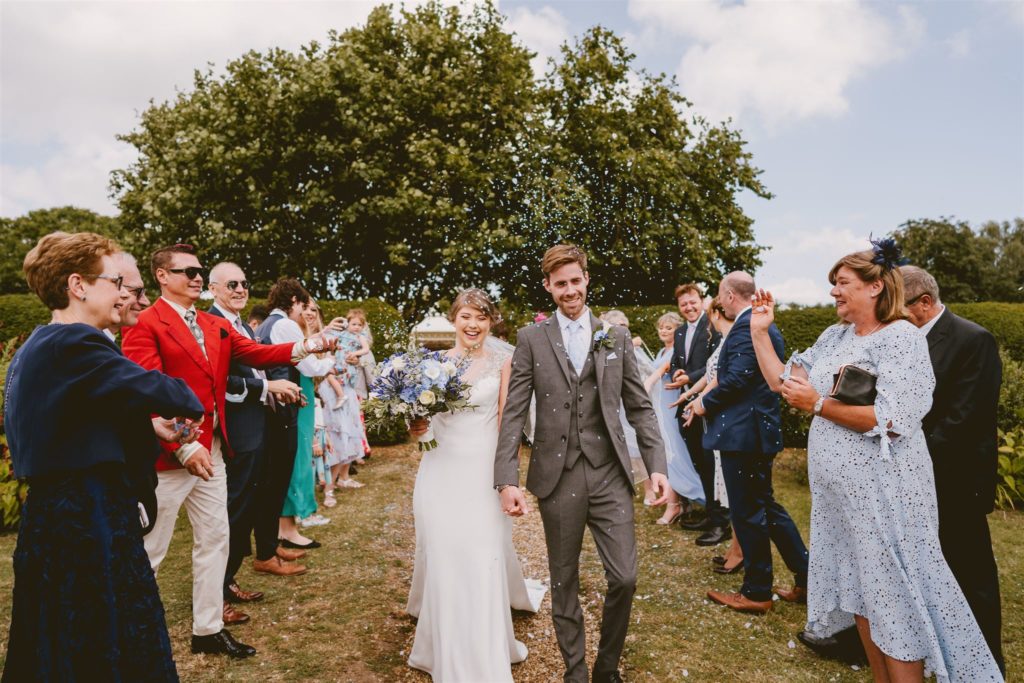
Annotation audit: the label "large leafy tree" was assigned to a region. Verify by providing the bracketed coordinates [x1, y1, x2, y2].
[894, 217, 1023, 302]
[112, 2, 768, 318]
[0, 207, 125, 294]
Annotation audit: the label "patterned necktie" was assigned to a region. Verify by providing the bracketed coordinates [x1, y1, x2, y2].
[567, 321, 586, 374]
[184, 310, 206, 357]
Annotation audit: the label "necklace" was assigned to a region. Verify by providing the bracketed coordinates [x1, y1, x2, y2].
[857, 321, 884, 337]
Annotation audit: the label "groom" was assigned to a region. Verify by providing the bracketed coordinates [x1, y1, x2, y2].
[495, 244, 669, 683]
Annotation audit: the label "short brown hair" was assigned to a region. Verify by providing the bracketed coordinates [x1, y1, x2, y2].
[829, 250, 908, 324]
[265, 277, 310, 313]
[346, 308, 367, 325]
[541, 244, 587, 278]
[150, 243, 197, 279]
[448, 288, 501, 324]
[674, 283, 701, 300]
[23, 231, 120, 310]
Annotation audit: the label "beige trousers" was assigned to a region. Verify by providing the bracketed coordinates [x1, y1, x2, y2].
[144, 436, 229, 637]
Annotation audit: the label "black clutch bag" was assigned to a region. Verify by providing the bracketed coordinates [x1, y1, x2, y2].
[829, 364, 877, 406]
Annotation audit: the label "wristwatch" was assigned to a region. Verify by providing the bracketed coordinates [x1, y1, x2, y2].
[812, 396, 826, 416]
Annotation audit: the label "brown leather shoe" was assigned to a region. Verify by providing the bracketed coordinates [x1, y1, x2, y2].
[222, 602, 251, 625]
[276, 546, 306, 562]
[773, 585, 807, 604]
[226, 582, 264, 603]
[707, 590, 772, 614]
[253, 556, 308, 576]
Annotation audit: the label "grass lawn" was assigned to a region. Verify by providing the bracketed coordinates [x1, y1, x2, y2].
[0, 445, 1019, 681]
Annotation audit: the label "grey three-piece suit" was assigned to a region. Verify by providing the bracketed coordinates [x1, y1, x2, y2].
[495, 312, 666, 682]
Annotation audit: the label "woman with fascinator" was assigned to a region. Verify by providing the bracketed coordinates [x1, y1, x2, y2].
[746, 238, 1002, 682]
[405, 289, 546, 681]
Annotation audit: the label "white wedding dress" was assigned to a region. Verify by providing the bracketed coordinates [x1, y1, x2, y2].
[407, 348, 546, 682]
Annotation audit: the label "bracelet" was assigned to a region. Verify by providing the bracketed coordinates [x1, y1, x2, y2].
[495, 484, 517, 493]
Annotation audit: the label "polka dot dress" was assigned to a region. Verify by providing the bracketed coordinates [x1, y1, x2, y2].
[794, 320, 1002, 682]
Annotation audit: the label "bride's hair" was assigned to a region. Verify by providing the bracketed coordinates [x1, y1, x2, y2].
[449, 288, 501, 324]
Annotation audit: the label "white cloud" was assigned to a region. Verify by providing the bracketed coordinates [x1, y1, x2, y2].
[757, 226, 867, 305]
[505, 5, 571, 78]
[759, 276, 834, 307]
[627, 0, 924, 127]
[946, 30, 971, 59]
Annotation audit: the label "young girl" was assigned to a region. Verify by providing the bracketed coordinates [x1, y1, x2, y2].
[324, 309, 372, 408]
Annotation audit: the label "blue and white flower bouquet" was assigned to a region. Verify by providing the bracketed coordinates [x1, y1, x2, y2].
[366, 348, 474, 451]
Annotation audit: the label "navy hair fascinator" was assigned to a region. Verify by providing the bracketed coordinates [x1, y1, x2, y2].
[869, 234, 909, 271]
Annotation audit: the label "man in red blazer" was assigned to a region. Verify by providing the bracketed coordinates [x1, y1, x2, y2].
[123, 244, 331, 659]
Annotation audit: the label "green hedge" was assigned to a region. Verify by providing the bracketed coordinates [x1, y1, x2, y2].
[0, 294, 49, 339]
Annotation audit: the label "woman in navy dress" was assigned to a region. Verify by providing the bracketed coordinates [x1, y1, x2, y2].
[2, 232, 204, 682]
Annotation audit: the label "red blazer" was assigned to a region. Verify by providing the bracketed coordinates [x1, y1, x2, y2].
[123, 297, 295, 471]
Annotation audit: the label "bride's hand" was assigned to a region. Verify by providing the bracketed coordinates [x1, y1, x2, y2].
[408, 418, 430, 437]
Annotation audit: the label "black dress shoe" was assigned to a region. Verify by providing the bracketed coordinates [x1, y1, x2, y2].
[592, 670, 623, 683]
[280, 538, 321, 550]
[680, 516, 711, 531]
[695, 526, 731, 546]
[191, 629, 257, 658]
[797, 627, 866, 665]
[713, 561, 743, 574]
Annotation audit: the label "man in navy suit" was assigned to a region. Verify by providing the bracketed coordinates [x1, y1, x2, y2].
[667, 283, 723, 542]
[693, 272, 808, 614]
[207, 262, 307, 623]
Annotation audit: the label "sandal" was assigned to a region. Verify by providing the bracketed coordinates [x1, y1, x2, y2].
[656, 503, 684, 526]
[323, 491, 337, 508]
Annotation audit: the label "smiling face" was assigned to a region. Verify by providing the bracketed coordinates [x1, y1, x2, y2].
[156, 252, 204, 306]
[453, 305, 491, 350]
[81, 253, 128, 329]
[209, 263, 248, 314]
[830, 265, 883, 324]
[676, 291, 702, 323]
[119, 260, 149, 327]
[544, 262, 589, 320]
[657, 321, 677, 346]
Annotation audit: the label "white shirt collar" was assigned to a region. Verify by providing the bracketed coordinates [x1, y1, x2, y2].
[736, 305, 753, 321]
[212, 302, 241, 326]
[918, 305, 946, 336]
[161, 296, 197, 320]
[555, 307, 592, 333]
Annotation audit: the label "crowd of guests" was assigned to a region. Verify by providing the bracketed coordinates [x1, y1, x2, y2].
[634, 252, 1004, 681]
[2, 233, 375, 679]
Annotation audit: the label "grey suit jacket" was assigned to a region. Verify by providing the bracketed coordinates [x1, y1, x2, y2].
[494, 312, 667, 499]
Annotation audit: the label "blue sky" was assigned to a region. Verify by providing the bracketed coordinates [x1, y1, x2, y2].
[2, 0, 1022, 303]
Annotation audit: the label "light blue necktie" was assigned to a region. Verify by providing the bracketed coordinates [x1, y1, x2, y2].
[567, 321, 586, 374]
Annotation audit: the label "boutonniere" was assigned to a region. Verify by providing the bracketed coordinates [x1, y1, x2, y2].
[593, 322, 615, 352]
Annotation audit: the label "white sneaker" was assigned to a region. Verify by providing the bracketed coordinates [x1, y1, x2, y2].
[299, 514, 330, 528]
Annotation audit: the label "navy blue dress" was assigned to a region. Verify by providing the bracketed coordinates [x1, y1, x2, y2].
[2, 323, 203, 682]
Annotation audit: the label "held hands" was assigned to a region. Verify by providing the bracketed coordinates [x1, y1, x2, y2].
[648, 473, 671, 506]
[665, 369, 690, 390]
[500, 486, 531, 517]
[185, 445, 214, 481]
[750, 288, 775, 334]
[691, 396, 706, 417]
[780, 376, 819, 413]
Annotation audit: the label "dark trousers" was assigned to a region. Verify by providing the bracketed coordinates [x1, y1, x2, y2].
[253, 413, 298, 561]
[222, 444, 265, 595]
[681, 419, 728, 526]
[937, 497, 1004, 674]
[538, 457, 636, 682]
[720, 450, 808, 602]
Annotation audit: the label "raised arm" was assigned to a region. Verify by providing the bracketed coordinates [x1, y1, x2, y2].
[749, 289, 788, 393]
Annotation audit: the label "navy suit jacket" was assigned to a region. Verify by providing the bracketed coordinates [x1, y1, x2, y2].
[670, 313, 721, 418]
[4, 323, 203, 480]
[701, 310, 785, 454]
[207, 304, 268, 453]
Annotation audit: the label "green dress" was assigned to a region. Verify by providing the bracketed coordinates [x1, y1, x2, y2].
[281, 374, 317, 518]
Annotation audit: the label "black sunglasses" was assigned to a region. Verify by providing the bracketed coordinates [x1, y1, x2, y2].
[167, 266, 207, 280]
[905, 293, 925, 306]
[219, 280, 250, 291]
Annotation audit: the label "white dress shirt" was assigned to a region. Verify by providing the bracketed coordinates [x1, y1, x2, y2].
[555, 307, 593, 373]
[683, 312, 704, 363]
[268, 309, 336, 377]
[918, 305, 946, 337]
[211, 302, 270, 405]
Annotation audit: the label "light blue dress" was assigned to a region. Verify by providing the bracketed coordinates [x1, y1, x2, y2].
[794, 321, 1002, 682]
[318, 380, 364, 466]
[654, 347, 704, 504]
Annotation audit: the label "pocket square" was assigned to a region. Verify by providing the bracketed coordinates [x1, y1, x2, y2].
[606, 352, 618, 360]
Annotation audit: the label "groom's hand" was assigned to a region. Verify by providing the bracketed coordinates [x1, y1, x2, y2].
[500, 486, 530, 517]
[649, 473, 671, 506]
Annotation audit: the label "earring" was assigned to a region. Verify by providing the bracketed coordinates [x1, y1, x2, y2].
[81, 295, 87, 301]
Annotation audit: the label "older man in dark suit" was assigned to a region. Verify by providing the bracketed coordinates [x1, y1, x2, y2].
[694, 271, 808, 614]
[668, 283, 724, 543]
[902, 265, 1004, 674]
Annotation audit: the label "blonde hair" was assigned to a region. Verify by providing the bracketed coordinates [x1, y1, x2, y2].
[346, 308, 367, 325]
[656, 312, 682, 329]
[23, 231, 120, 310]
[829, 249, 909, 323]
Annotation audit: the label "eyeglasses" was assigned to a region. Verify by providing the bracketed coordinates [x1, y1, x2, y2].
[87, 274, 125, 290]
[125, 284, 146, 299]
[905, 294, 925, 306]
[167, 266, 207, 280]
[211, 280, 249, 291]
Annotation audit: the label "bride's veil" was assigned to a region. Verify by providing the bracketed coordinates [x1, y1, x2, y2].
[485, 335, 515, 356]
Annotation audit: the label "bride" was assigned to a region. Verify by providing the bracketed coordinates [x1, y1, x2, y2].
[406, 289, 546, 682]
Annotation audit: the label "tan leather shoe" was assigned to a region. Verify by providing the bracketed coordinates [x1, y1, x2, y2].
[253, 556, 308, 576]
[222, 602, 251, 625]
[773, 585, 807, 604]
[276, 546, 306, 562]
[707, 590, 772, 614]
[226, 582, 264, 603]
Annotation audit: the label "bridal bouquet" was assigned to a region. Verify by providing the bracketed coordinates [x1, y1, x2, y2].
[366, 348, 474, 451]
